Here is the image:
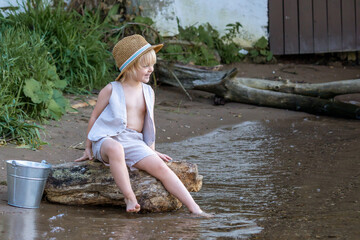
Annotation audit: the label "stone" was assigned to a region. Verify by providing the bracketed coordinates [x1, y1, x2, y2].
[44, 160, 203, 212]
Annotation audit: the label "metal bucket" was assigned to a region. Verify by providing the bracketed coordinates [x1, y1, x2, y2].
[6, 160, 52, 208]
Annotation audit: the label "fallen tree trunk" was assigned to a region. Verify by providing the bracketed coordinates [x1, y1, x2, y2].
[228, 78, 360, 99]
[156, 61, 360, 119]
[44, 160, 203, 213]
[156, 60, 228, 89]
[211, 76, 360, 119]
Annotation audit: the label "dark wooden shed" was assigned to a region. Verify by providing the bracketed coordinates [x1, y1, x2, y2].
[269, 0, 360, 55]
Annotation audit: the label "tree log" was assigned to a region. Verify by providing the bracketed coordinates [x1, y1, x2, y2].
[156, 61, 360, 119]
[228, 78, 360, 99]
[156, 60, 228, 89]
[215, 77, 360, 119]
[44, 160, 203, 213]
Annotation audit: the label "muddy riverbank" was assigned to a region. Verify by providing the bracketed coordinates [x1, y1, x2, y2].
[0, 62, 359, 239]
[249, 117, 360, 240]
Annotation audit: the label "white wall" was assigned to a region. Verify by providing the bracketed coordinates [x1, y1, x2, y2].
[0, 0, 25, 15]
[139, 0, 268, 47]
[0, 0, 19, 7]
[0, 0, 21, 8]
[0, 0, 71, 14]
[1, 0, 269, 47]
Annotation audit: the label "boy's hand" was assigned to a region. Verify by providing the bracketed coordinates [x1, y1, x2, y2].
[75, 148, 93, 162]
[156, 151, 172, 162]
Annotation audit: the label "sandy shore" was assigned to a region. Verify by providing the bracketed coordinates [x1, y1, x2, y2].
[0, 61, 359, 238]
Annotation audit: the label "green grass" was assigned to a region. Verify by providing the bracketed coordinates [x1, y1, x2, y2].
[0, 0, 117, 148]
[4, 0, 114, 92]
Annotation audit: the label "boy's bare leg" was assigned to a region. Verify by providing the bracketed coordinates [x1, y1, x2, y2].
[134, 155, 212, 217]
[101, 139, 140, 212]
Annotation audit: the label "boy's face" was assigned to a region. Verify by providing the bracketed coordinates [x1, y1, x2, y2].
[135, 64, 154, 83]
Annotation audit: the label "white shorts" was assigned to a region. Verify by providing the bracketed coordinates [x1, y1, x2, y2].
[91, 128, 156, 171]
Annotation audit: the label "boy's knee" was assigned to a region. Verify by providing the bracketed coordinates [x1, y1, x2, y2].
[153, 162, 172, 178]
[103, 140, 124, 155]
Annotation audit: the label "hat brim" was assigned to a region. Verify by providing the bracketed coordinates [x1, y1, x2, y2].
[115, 43, 163, 81]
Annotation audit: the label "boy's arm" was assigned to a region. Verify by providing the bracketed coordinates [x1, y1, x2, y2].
[75, 84, 112, 162]
[151, 88, 172, 162]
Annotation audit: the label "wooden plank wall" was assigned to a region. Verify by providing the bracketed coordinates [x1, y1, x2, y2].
[299, 0, 313, 54]
[357, 0, 360, 49]
[269, 0, 360, 55]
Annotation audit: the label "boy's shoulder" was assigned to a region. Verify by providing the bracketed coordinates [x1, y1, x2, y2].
[143, 83, 154, 95]
[103, 82, 114, 91]
[98, 82, 115, 98]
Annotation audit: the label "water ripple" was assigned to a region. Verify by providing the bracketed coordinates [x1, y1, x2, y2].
[159, 121, 279, 238]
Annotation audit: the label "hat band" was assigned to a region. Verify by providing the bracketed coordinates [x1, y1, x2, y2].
[119, 43, 151, 72]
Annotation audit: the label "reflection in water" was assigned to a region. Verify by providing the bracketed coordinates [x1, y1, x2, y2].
[255, 117, 360, 239]
[2, 121, 275, 239]
[2, 121, 276, 239]
[34, 207, 202, 239]
[0, 210, 38, 240]
[161, 121, 277, 238]
[2, 117, 359, 239]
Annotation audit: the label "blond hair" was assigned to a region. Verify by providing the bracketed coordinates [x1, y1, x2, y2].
[119, 49, 157, 82]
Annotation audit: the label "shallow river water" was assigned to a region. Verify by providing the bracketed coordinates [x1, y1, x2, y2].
[1, 116, 359, 239]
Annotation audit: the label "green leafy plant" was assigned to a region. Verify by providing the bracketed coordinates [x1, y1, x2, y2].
[249, 36, 274, 63]
[160, 20, 219, 66]
[5, 0, 114, 93]
[0, 26, 66, 148]
[0, 26, 69, 119]
[222, 22, 242, 41]
[107, 15, 162, 48]
[216, 22, 246, 64]
[0, 105, 45, 149]
[0, 0, 118, 147]
[160, 20, 274, 65]
[160, 20, 245, 65]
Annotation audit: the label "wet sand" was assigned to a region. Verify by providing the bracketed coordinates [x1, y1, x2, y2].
[249, 117, 360, 240]
[0, 62, 359, 239]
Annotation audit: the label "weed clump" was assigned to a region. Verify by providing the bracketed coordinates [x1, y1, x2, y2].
[0, 1, 114, 148]
[159, 20, 274, 66]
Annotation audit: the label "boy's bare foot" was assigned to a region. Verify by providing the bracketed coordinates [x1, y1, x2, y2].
[125, 198, 141, 213]
[191, 210, 214, 218]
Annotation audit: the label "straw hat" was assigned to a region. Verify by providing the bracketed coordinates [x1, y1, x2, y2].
[112, 34, 163, 81]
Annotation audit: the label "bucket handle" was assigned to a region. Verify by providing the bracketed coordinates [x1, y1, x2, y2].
[11, 160, 17, 167]
[41, 160, 52, 169]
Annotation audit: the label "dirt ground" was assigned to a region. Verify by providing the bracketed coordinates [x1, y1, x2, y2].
[0, 60, 359, 239]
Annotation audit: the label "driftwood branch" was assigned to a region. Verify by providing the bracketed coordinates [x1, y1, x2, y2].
[233, 78, 360, 99]
[165, 65, 193, 100]
[156, 60, 228, 89]
[156, 61, 360, 119]
[213, 76, 360, 119]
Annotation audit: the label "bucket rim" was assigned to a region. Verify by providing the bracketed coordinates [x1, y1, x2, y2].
[6, 160, 52, 169]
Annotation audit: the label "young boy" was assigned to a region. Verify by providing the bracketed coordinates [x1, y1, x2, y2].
[75, 35, 211, 217]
